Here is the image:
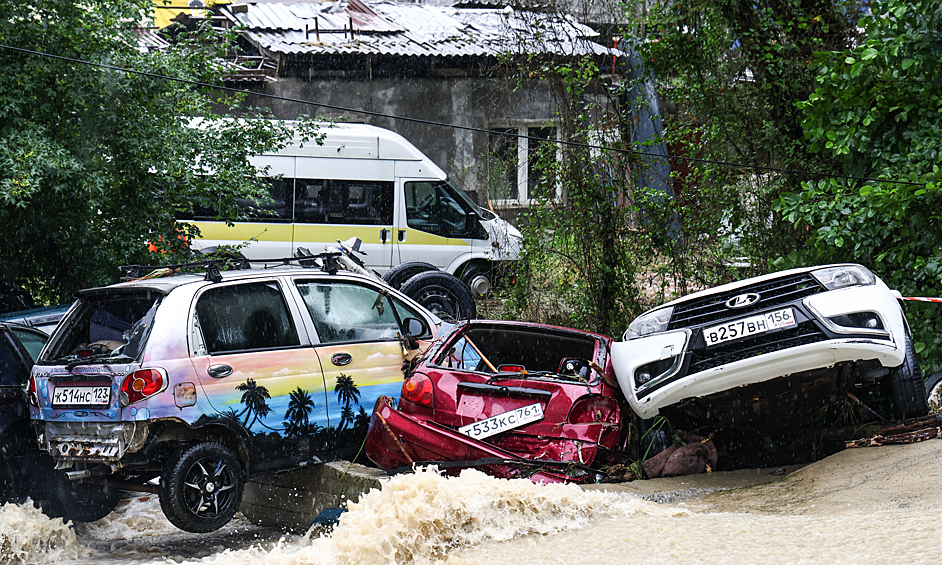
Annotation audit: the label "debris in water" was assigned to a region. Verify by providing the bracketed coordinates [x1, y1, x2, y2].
[844, 414, 942, 448]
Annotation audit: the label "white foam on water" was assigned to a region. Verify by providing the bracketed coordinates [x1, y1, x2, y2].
[0, 500, 91, 564]
[171, 467, 670, 565]
[80, 497, 180, 540]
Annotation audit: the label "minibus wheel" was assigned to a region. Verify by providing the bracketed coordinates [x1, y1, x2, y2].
[400, 272, 476, 322]
[383, 261, 439, 289]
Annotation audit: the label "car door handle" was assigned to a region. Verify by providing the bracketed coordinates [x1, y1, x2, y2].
[380, 228, 388, 243]
[331, 352, 352, 366]
[398, 229, 406, 242]
[207, 364, 233, 379]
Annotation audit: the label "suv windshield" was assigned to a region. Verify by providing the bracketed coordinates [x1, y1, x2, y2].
[43, 292, 162, 364]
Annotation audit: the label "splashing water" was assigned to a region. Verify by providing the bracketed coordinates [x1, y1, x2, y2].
[178, 467, 672, 565]
[0, 501, 90, 564]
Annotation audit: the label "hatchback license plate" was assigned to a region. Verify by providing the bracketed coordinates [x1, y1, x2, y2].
[459, 402, 544, 440]
[52, 386, 110, 406]
[704, 308, 796, 347]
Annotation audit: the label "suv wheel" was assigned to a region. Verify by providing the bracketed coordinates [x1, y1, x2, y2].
[159, 442, 244, 533]
[889, 338, 930, 419]
[45, 474, 120, 523]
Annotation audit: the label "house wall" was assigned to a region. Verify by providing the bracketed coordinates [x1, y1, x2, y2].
[239, 76, 557, 220]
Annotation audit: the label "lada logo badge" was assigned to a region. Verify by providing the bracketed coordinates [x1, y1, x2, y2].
[725, 292, 760, 309]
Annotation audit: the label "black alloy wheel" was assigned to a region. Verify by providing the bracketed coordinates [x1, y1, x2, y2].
[159, 442, 244, 533]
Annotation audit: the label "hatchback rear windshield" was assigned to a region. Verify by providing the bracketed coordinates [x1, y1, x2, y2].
[42, 292, 162, 364]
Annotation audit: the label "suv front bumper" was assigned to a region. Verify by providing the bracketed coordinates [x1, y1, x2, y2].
[613, 284, 906, 420]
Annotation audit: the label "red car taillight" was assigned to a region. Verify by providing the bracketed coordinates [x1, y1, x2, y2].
[26, 375, 38, 407]
[401, 373, 434, 407]
[567, 396, 620, 424]
[120, 368, 167, 406]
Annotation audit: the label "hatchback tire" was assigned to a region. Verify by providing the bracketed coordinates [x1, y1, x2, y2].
[159, 442, 244, 533]
[46, 474, 120, 523]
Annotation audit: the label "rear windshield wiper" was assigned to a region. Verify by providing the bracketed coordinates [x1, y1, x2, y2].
[65, 354, 135, 371]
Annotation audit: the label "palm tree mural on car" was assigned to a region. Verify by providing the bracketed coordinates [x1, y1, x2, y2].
[284, 387, 316, 437]
[334, 374, 361, 430]
[236, 378, 273, 431]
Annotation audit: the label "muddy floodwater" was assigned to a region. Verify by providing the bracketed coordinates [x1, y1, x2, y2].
[3, 439, 942, 565]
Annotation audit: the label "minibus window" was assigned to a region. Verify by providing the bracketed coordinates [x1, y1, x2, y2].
[405, 180, 479, 238]
[295, 179, 393, 225]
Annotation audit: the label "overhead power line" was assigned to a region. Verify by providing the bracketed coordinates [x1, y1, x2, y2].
[0, 43, 928, 188]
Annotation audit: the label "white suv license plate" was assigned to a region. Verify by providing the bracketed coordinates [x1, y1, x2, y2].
[459, 402, 544, 440]
[704, 308, 796, 347]
[52, 386, 110, 406]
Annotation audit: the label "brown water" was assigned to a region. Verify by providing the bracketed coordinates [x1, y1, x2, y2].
[4, 439, 942, 565]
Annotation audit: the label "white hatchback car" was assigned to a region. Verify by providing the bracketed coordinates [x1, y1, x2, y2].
[612, 264, 928, 460]
[29, 258, 446, 532]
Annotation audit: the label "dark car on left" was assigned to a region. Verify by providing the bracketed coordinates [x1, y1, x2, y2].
[0, 321, 112, 522]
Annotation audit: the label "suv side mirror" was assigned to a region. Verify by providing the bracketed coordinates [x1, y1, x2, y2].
[402, 317, 426, 350]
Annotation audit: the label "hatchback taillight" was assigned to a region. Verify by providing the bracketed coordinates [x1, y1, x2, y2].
[120, 368, 167, 406]
[567, 396, 619, 424]
[26, 375, 38, 407]
[401, 373, 434, 407]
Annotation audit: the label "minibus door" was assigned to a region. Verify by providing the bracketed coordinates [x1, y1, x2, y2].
[396, 179, 476, 269]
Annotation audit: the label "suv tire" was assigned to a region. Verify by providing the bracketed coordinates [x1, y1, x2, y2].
[889, 338, 930, 419]
[159, 442, 244, 533]
[383, 261, 439, 289]
[399, 271, 476, 322]
[925, 371, 942, 412]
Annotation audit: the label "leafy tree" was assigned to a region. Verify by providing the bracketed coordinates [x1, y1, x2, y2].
[0, 0, 313, 304]
[634, 0, 862, 275]
[779, 0, 942, 372]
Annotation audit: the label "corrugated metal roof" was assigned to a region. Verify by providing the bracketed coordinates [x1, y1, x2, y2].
[223, 0, 616, 58]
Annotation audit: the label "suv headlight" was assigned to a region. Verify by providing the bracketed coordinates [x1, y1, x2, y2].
[811, 265, 876, 290]
[625, 306, 674, 340]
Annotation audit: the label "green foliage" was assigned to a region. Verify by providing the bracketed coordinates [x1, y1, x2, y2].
[499, 54, 648, 336]
[776, 1, 942, 373]
[0, 0, 314, 304]
[632, 0, 860, 279]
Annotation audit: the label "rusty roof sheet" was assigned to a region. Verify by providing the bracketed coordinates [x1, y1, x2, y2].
[223, 0, 615, 58]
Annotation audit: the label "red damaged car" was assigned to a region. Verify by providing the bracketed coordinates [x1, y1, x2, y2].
[364, 320, 626, 483]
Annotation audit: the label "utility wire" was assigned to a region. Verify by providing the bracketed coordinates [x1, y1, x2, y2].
[0, 43, 928, 188]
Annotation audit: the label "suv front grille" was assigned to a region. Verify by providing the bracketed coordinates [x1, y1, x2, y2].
[687, 322, 828, 374]
[667, 273, 824, 330]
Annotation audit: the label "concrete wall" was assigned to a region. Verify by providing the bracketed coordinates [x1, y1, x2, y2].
[241, 75, 557, 214]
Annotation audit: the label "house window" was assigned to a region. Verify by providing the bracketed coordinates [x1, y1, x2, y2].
[487, 125, 558, 204]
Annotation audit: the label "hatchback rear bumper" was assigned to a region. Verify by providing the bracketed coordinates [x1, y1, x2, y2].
[364, 396, 597, 484]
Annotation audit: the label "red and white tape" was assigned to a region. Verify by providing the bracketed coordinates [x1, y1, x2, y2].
[901, 297, 942, 303]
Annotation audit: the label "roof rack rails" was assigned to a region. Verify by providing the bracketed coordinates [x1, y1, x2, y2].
[119, 247, 361, 283]
[120, 256, 252, 282]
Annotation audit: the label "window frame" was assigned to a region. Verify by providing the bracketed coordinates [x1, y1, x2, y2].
[193, 279, 303, 356]
[487, 123, 561, 205]
[292, 278, 428, 345]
